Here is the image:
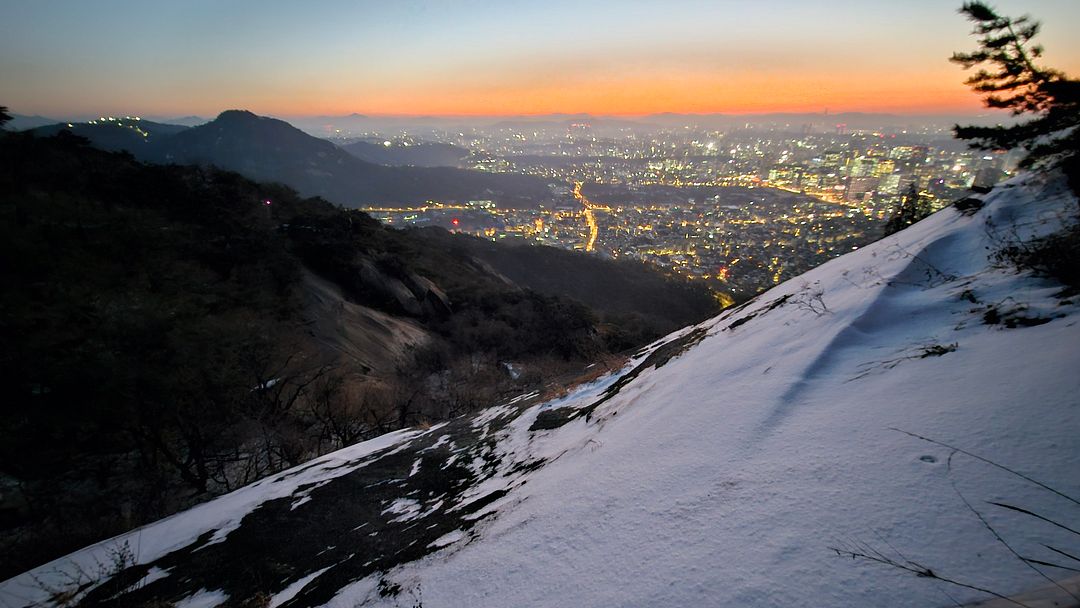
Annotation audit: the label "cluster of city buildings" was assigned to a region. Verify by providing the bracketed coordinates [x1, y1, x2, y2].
[360, 121, 1008, 298]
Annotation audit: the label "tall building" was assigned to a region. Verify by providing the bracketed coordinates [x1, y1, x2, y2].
[873, 159, 896, 177]
[878, 173, 902, 195]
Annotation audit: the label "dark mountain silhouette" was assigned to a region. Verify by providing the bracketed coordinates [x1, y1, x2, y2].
[6, 113, 61, 131]
[310, 112, 368, 121]
[341, 139, 470, 168]
[144, 110, 551, 207]
[641, 111, 1009, 129]
[32, 119, 189, 151]
[488, 116, 648, 131]
[159, 115, 209, 127]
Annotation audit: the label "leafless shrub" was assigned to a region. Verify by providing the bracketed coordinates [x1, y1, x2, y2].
[792, 281, 831, 316]
[884, 243, 958, 288]
[847, 342, 958, 382]
[31, 541, 136, 608]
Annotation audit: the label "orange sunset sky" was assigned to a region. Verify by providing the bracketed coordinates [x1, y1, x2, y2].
[3, 0, 1079, 118]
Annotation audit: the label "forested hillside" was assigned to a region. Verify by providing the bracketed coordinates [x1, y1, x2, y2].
[0, 131, 718, 578]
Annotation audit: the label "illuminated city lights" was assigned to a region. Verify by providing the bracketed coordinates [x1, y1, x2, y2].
[354, 118, 1007, 297]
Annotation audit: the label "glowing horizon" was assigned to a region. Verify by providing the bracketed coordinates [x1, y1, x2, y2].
[264, 67, 985, 118]
[3, 0, 1079, 120]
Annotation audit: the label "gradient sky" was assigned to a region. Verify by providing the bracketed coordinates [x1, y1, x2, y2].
[3, 0, 1079, 118]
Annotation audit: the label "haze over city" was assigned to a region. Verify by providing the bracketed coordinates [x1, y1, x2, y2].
[4, 0, 1080, 118]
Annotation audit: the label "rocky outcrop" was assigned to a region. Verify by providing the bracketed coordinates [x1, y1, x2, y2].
[299, 269, 431, 375]
[402, 272, 452, 317]
[355, 259, 451, 318]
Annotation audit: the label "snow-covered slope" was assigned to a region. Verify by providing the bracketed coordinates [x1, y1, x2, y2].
[4, 172, 1079, 608]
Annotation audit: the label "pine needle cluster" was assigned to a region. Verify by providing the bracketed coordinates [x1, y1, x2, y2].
[952, 2, 1080, 172]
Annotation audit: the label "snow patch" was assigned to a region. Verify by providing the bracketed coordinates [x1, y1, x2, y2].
[428, 529, 467, 549]
[268, 566, 332, 608]
[381, 498, 422, 523]
[0, 428, 420, 606]
[422, 434, 453, 452]
[174, 588, 227, 608]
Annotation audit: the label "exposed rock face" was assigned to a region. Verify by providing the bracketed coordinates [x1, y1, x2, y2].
[355, 260, 452, 318]
[403, 272, 452, 317]
[467, 256, 517, 287]
[357, 260, 422, 316]
[299, 269, 430, 376]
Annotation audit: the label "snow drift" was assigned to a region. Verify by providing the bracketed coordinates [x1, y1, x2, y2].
[3, 170, 1079, 608]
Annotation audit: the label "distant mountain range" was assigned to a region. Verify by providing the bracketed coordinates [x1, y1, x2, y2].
[155, 115, 209, 127]
[6, 113, 60, 131]
[22, 108, 1013, 207]
[340, 139, 470, 168]
[32, 118, 188, 151]
[282, 110, 1012, 136]
[12, 110, 1011, 140]
[640, 111, 1014, 129]
[30, 110, 551, 208]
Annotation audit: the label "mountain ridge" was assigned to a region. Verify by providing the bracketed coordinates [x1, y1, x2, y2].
[31, 110, 552, 208]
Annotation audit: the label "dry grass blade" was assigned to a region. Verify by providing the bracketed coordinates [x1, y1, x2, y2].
[828, 544, 1034, 607]
[1044, 544, 1080, 566]
[1021, 557, 1080, 573]
[953, 484, 1080, 603]
[889, 429, 1080, 507]
[988, 501, 1080, 537]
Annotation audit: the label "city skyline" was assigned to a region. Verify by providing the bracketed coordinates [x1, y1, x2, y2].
[4, 0, 1080, 118]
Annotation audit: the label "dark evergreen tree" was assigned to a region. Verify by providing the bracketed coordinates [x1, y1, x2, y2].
[884, 183, 932, 236]
[0, 106, 11, 128]
[951, 2, 1080, 173]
